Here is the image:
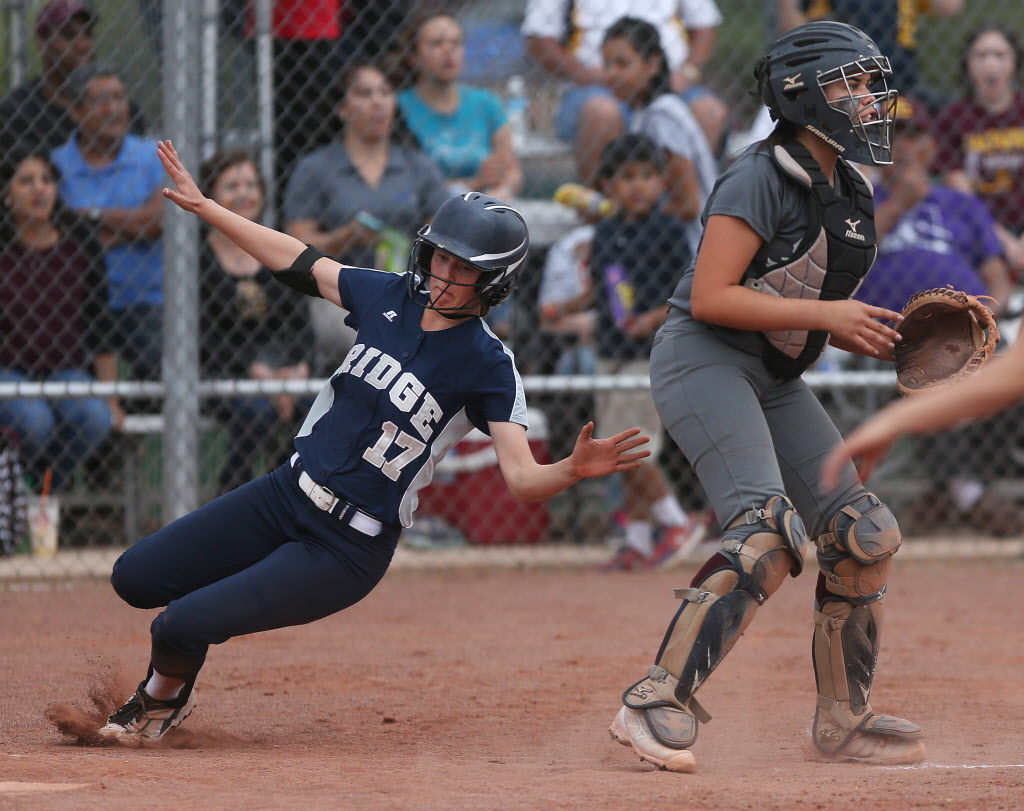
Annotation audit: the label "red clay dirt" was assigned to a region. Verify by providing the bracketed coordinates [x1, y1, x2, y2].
[2, 558, 1023, 808]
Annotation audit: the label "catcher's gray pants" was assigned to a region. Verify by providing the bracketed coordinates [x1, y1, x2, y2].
[650, 316, 864, 538]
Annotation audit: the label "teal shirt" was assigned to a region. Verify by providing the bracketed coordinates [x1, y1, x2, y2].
[397, 85, 506, 180]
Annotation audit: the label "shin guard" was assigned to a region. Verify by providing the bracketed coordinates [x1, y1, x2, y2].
[623, 497, 807, 749]
[809, 494, 924, 763]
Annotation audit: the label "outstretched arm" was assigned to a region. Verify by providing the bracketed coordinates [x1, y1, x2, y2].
[157, 140, 343, 304]
[822, 338, 1024, 488]
[490, 420, 650, 503]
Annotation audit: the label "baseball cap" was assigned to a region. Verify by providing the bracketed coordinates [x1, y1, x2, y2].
[891, 95, 932, 136]
[35, 0, 96, 38]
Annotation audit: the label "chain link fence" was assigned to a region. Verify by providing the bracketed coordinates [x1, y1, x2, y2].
[2, 0, 1024, 576]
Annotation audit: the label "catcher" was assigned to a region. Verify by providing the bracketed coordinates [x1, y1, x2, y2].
[611, 21, 926, 773]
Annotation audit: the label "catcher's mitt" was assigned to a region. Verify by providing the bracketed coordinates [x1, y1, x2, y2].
[893, 286, 999, 397]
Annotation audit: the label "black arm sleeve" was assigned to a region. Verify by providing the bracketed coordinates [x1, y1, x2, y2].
[272, 244, 326, 298]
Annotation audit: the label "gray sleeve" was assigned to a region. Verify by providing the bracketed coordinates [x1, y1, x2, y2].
[635, 100, 701, 163]
[283, 153, 325, 223]
[704, 149, 787, 242]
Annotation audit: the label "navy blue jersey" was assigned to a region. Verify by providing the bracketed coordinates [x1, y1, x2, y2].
[294, 268, 527, 527]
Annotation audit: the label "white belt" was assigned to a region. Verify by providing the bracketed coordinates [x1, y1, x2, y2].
[292, 455, 383, 537]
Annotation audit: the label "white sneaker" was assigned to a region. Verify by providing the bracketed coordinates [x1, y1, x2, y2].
[609, 706, 696, 773]
[98, 682, 197, 742]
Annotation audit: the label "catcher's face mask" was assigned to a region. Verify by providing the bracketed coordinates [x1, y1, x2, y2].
[817, 58, 897, 165]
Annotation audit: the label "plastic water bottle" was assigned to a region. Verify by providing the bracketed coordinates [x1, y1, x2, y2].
[553, 183, 616, 219]
[505, 75, 529, 150]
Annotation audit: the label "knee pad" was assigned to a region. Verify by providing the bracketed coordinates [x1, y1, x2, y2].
[624, 496, 805, 724]
[815, 493, 901, 601]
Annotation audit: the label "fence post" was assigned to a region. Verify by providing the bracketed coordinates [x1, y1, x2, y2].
[161, 0, 201, 522]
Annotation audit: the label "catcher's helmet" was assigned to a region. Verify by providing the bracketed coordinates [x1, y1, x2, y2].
[407, 192, 529, 318]
[755, 21, 897, 165]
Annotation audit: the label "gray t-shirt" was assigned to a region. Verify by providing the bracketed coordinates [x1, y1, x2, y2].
[630, 94, 718, 254]
[283, 139, 449, 268]
[665, 140, 826, 353]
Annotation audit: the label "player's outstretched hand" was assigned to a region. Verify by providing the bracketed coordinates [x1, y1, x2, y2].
[157, 140, 207, 214]
[569, 422, 650, 479]
[821, 414, 900, 491]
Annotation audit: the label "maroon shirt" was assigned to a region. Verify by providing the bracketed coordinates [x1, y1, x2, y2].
[933, 92, 1024, 233]
[0, 233, 108, 375]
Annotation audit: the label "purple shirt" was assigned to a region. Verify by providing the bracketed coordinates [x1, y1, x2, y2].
[856, 185, 1000, 312]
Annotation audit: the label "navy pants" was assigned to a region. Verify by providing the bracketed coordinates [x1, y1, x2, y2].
[110, 462, 399, 681]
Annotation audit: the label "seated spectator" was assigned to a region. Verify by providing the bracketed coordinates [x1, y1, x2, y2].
[283, 61, 449, 372]
[0, 1, 145, 155]
[197, 150, 315, 493]
[934, 26, 1024, 275]
[0, 150, 114, 491]
[855, 97, 1024, 536]
[523, 0, 728, 183]
[51, 63, 165, 388]
[555, 134, 703, 570]
[538, 224, 597, 375]
[397, 11, 522, 200]
[601, 16, 717, 254]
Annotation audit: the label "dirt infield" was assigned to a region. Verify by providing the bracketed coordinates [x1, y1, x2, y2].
[2, 558, 1023, 808]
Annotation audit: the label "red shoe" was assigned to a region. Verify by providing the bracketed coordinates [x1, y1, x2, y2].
[650, 519, 708, 568]
[599, 545, 650, 572]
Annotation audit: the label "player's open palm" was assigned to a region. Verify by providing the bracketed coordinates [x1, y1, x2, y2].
[157, 140, 206, 214]
[827, 299, 903, 359]
[569, 422, 651, 478]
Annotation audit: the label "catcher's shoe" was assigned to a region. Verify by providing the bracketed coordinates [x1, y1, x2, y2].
[98, 682, 197, 743]
[806, 705, 926, 765]
[609, 706, 696, 773]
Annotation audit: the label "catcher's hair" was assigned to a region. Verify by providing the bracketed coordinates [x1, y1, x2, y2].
[602, 17, 673, 107]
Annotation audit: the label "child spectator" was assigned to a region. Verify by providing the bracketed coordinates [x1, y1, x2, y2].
[198, 150, 315, 493]
[0, 150, 114, 490]
[397, 11, 522, 200]
[557, 134, 704, 569]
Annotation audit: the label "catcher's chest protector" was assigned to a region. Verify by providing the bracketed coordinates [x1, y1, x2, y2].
[743, 139, 877, 378]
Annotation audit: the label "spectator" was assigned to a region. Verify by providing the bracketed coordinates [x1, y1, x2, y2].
[854, 96, 1023, 536]
[523, 0, 727, 183]
[51, 64, 166, 384]
[934, 26, 1024, 275]
[0, 150, 114, 491]
[283, 61, 449, 373]
[198, 151, 315, 493]
[397, 12, 522, 200]
[538, 224, 597, 376]
[601, 16, 717, 254]
[777, 0, 963, 108]
[557, 134, 703, 570]
[0, 1, 145, 155]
